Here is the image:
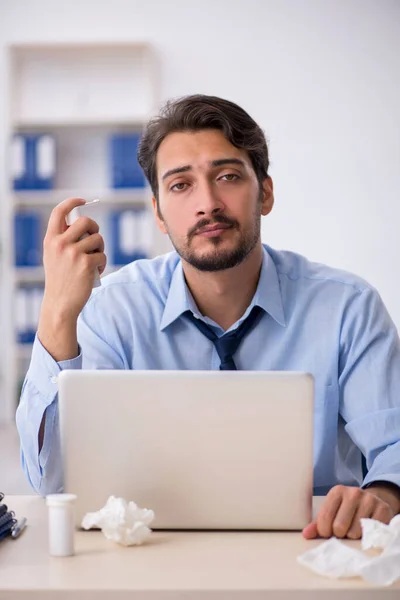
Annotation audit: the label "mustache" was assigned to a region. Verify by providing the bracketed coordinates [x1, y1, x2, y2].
[187, 214, 239, 240]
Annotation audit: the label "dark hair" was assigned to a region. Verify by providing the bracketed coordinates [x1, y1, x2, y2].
[137, 94, 269, 202]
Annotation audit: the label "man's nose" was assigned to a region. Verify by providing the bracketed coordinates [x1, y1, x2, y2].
[194, 181, 224, 217]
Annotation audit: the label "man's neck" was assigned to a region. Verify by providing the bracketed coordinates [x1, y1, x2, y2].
[182, 244, 263, 331]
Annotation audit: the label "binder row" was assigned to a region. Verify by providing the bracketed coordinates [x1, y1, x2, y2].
[15, 208, 153, 268]
[11, 133, 145, 190]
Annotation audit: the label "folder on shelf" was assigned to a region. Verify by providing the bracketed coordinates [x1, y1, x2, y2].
[109, 208, 152, 265]
[109, 133, 146, 188]
[14, 212, 42, 267]
[11, 134, 55, 190]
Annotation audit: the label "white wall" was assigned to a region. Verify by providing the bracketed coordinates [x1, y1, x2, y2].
[1, 0, 400, 325]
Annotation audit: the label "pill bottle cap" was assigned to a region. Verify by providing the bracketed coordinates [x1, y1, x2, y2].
[46, 493, 77, 507]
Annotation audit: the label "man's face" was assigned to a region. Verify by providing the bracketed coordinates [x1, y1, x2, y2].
[153, 129, 273, 271]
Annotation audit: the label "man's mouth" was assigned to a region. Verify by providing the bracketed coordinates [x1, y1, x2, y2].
[196, 223, 233, 237]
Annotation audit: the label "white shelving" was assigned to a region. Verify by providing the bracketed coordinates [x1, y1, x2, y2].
[13, 118, 149, 129]
[0, 42, 165, 424]
[10, 44, 157, 127]
[15, 267, 45, 283]
[13, 188, 151, 208]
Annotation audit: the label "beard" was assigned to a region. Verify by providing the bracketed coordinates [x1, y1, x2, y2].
[164, 208, 262, 272]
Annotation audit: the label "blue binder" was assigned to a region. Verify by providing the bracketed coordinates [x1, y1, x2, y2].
[109, 133, 146, 188]
[109, 209, 148, 265]
[12, 134, 55, 190]
[14, 212, 42, 267]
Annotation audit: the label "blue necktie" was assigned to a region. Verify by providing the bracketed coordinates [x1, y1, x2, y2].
[185, 306, 263, 370]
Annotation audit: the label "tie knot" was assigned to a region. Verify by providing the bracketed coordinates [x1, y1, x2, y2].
[185, 306, 263, 370]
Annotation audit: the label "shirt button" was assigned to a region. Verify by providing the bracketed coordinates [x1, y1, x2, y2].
[50, 376, 58, 384]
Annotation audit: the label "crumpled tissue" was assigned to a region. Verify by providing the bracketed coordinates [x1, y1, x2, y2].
[297, 514, 400, 587]
[81, 496, 155, 546]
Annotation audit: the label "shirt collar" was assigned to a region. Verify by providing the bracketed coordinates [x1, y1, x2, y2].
[160, 260, 196, 331]
[160, 246, 286, 331]
[252, 245, 286, 327]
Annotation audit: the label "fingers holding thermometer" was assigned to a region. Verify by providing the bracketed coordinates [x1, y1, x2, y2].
[65, 198, 100, 227]
[65, 199, 104, 286]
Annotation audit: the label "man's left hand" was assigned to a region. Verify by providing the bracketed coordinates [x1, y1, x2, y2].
[303, 484, 400, 540]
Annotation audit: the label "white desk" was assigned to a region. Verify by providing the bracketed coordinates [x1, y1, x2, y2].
[0, 496, 399, 598]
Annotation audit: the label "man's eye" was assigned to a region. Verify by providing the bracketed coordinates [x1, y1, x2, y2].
[170, 182, 188, 192]
[220, 173, 239, 182]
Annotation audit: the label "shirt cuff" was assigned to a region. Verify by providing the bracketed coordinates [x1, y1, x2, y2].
[27, 334, 83, 402]
[362, 480, 400, 494]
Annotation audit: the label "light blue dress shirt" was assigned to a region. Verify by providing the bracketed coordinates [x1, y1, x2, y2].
[16, 245, 400, 497]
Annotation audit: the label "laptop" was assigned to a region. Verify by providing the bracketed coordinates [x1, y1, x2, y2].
[58, 370, 314, 530]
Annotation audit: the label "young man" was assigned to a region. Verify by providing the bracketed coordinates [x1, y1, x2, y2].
[17, 95, 400, 540]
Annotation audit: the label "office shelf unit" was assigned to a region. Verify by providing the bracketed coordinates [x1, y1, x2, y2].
[0, 43, 168, 423]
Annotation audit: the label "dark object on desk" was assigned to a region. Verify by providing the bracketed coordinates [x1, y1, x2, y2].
[0, 511, 15, 526]
[0, 493, 27, 542]
[11, 518, 27, 539]
[0, 513, 17, 541]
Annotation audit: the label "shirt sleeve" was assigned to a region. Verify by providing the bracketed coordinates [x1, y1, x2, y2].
[16, 291, 125, 496]
[339, 286, 400, 490]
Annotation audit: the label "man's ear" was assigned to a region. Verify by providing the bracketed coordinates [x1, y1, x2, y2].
[260, 176, 274, 216]
[152, 196, 168, 234]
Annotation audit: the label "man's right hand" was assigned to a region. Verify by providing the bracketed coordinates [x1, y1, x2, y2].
[37, 198, 107, 362]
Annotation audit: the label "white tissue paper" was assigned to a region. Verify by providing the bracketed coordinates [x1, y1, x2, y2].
[81, 496, 155, 546]
[297, 514, 400, 587]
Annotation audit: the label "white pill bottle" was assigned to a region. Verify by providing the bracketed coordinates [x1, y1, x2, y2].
[46, 494, 78, 557]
